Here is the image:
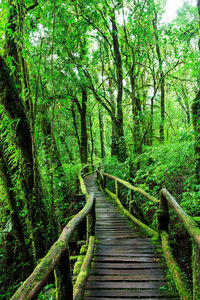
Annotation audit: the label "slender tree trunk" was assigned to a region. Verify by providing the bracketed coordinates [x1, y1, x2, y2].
[71, 105, 82, 157]
[152, 7, 165, 142]
[80, 88, 88, 163]
[192, 0, 200, 183]
[108, 76, 117, 157]
[130, 67, 142, 157]
[98, 105, 105, 159]
[89, 112, 94, 164]
[111, 13, 127, 162]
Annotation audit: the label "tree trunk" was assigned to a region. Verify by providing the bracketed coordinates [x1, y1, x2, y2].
[108, 76, 117, 157]
[71, 105, 81, 157]
[192, 0, 200, 183]
[152, 7, 165, 142]
[130, 69, 142, 157]
[5, 0, 21, 90]
[111, 13, 128, 162]
[98, 106, 105, 159]
[0, 56, 48, 261]
[0, 145, 31, 267]
[80, 88, 88, 163]
[89, 112, 94, 164]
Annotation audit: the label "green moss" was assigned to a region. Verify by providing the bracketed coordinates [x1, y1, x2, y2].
[80, 244, 87, 254]
[161, 231, 192, 299]
[105, 188, 158, 238]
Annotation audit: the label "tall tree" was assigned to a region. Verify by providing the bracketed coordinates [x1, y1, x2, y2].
[152, 2, 165, 142]
[192, 0, 200, 182]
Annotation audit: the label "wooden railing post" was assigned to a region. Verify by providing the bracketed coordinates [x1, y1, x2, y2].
[115, 180, 118, 198]
[77, 195, 87, 241]
[129, 189, 133, 213]
[193, 242, 200, 299]
[87, 198, 96, 244]
[157, 191, 170, 234]
[54, 247, 73, 300]
[103, 175, 106, 189]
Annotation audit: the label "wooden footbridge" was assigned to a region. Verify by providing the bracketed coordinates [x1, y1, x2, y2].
[83, 173, 173, 299]
[11, 165, 200, 299]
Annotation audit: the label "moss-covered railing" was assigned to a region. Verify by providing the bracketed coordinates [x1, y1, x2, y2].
[11, 167, 96, 300]
[97, 166, 200, 300]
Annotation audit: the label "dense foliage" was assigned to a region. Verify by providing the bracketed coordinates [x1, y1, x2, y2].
[0, 0, 200, 298]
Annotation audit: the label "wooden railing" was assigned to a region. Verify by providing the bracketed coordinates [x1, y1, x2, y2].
[97, 166, 200, 300]
[11, 166, 96, 300]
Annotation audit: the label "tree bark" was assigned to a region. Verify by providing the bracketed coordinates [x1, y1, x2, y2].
[89, 112, 94, 164]
[98, 105, 105, 159]
[0, 56, 48, 260]
[152, 7, 165, 142]
[80, 88, 88, 163]
[192, 0, 200, 183]
[0, 145, 31, 266]
[110, 13, 128, 162]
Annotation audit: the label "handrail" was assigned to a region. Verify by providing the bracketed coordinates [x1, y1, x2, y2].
[161, 188, 200, 248]
[103, 172, 159, 204]
[97, 166, 200, 300]
[80, 164, 96, 177]
[97, 168, 158, 237]
[11, 193, 94, 300]
[11, 168, 96, 300]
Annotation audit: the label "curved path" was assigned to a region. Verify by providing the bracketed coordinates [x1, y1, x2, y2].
[83, 174, 178, 299]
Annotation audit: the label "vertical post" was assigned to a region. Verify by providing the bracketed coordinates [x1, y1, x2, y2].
[115, 180, 118, 198]
[157, 191, 170, 235]
[96, 168, 99, 180]
[129, 189, 133, 213]
[87, 198, 96, 244]
[103, 175, 106, 189]
[193, 242, 200, 299]
[54, 247, 73, 300]
[77, 195, 86, 240]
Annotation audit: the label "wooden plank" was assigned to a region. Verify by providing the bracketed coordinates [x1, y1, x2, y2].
[93, 256, 161, 262]
[98, 238, 151, 242]
[98, 240, 154, 246]
[93, 262, 162, 269]
[96, 249, 156, 255]
[96, 233, 138, 236]
[95, 253, 161, 257]
[97, 235, 139, 238]
[96, 232, 136, 235]
[90, 268, 165, 275]
[83, 296, 180, 300]
[88, 274, 166, 281]
[96, 220, 131, 223]
[96, 244, 155, 249]
[84, 289, 174, 297]
[86, 281, 166, 289]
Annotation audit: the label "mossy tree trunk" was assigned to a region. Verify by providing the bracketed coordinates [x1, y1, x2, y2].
[98, 105, 105, 159]
[81, 88, 88, 164]
[72, 89, 88, 164]
[110, 12, 128, 162]
[0, 56, 48, 261]
[192, 0, 200, 184]
[152, 5, 165, 142]
[0, 144, 31, 267]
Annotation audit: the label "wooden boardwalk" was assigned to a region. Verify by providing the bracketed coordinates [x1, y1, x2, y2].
[83, 174, 178, 299]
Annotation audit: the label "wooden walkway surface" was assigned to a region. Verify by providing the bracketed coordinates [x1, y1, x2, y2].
[83, 174, 178, 299]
